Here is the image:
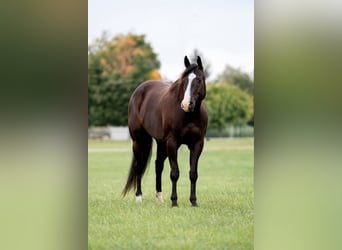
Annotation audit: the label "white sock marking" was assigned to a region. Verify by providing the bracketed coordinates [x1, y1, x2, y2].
[136, 195, 142, 203]
[156, 192, 164, 203]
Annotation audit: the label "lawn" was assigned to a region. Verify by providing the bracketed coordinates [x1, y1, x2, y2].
[88, 138, 254, 249]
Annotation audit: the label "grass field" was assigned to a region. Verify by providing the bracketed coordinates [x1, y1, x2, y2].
[88, 138, 254, 249]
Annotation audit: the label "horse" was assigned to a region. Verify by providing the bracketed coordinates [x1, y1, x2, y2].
[122, 56, 208, 207]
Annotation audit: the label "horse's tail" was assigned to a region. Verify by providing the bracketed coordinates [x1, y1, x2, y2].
[122, 137, 152, 196]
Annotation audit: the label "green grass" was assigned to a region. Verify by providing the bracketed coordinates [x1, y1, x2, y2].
[88, 138, 254, 249]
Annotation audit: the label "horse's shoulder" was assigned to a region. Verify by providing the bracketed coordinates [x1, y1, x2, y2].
[200, 102, 208, 117]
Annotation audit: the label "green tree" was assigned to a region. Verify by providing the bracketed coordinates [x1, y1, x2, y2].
[88, 32, 161, 126]
[206, 84, 253, 131]
[216, 65, 254, 95]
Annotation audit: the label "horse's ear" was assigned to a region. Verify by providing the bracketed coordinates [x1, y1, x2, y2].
[197, 56, 203, 71]
[184, 56, 190, 68]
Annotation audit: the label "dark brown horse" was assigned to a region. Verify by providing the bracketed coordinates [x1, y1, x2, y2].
[122, 56, 208, 207]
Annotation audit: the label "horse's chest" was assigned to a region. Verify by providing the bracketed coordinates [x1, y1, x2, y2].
[180, 123, 201, 140]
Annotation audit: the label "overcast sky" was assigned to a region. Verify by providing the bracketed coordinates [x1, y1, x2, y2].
[88, 0, 254, 81]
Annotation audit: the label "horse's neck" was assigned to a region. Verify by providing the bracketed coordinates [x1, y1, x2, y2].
[169, 79, 183, 101]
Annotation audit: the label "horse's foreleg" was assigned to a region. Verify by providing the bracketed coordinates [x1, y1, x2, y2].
[155, 141, 167, 202]
[167, 139, 180, 207]
[189, 140, 204, 207]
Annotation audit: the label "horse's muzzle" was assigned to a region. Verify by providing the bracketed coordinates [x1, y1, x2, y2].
[181, 101, 195, 112]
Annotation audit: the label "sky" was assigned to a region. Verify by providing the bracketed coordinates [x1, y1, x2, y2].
[88, 0, 254, 81]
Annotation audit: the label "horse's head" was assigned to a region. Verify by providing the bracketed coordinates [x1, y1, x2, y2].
[180, 56, 206, 112]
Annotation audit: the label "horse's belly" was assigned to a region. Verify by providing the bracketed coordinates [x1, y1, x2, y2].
[179, 124, 204, 144]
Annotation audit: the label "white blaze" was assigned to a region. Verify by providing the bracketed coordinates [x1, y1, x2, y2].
[181, 72, 196, 112]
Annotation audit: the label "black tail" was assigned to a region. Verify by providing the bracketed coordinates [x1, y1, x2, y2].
[122, 156, 139, 196]
[122, 137, 152, 196]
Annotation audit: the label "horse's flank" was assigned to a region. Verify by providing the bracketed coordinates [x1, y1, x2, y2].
[128, 80, 169, 141]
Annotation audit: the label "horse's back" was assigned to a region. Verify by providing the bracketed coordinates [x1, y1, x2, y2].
[129, 80, 168, 111]
[131, 80, 167, 99]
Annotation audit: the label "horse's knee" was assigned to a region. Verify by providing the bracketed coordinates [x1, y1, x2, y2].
[170, 168, 179, 182]
[189, 170, 198, 182]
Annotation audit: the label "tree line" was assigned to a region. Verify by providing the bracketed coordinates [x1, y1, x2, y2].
[88, 33, 254, 134]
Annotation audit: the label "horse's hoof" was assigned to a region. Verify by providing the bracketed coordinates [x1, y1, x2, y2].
[191, 200, 198, 207]
[156, 192, 164, 203]
[171, 201, 178, 207]
[136, 195, 142, 203]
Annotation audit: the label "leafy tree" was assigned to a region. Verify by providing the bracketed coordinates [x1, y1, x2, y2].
[206, 84, 253, 131]
[88, 32, 161, 126]
[216, 65, 254, 95]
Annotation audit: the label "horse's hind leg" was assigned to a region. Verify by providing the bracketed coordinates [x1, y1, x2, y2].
[155, 141, 167, 202]
[132, 133, 152, 202]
